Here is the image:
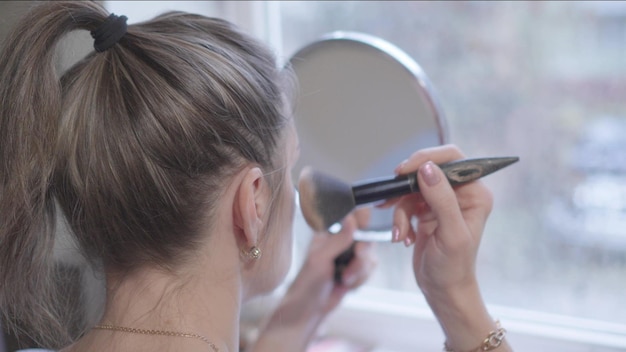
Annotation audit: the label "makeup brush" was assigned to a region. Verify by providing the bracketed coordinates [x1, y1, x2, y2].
[298, 156, 519, 284]
[298, 157, 519, 232]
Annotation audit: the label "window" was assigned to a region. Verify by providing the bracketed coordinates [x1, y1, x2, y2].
[275, 1, 626, 350]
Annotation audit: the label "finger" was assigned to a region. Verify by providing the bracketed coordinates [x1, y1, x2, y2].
[416, 161, 468, 243]
[321, 214, 357, 259]
[392, 197, 417, 245]
[340, 242, 377, 287]
[342, 257, 375, 288]
[454, 182, 494, 241]
[416, 216, 438, 239]
[375, 197, 401, 209]
[375, 193, 425, 209]
[354, 207, 371, 230]
[394, 144, 465, 175]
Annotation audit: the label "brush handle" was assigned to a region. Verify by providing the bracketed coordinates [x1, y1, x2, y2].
[351, 157, 516, 205]
[333, 241, 357, 284]
[352, 173, 418, 205]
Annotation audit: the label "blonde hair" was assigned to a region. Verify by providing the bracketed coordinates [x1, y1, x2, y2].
[0, 1, 290, 348]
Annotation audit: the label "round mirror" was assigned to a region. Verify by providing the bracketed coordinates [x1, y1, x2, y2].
[288, 31, 448, 231]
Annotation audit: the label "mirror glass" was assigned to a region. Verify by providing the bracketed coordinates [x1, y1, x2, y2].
[288, 31, 448, 230]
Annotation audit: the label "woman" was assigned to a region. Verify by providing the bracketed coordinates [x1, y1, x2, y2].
[0, 2, 511, 352]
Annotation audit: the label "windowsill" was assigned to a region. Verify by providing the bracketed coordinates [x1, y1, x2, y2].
[244, 285, 626, 352]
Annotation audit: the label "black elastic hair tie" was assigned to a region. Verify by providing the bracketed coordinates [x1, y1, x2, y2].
[91, 13, 128, 53]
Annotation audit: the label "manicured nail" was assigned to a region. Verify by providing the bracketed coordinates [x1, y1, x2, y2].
[420, 161, 441, 187]
[404, 237, 413, 247]
[392, 225, 400, 242]
[394, 159, 408, 174]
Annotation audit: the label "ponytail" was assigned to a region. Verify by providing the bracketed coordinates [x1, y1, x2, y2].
[2, 1, 290, 348]
[0, 2, 109, 348]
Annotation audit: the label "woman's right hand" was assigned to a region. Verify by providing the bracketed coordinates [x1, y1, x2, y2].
[391, 144, 492, 295]
[380, 144, 511, 351]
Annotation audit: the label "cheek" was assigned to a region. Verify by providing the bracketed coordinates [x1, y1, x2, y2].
[286, 186, 296, 225]
[277, 186, 296, 270]
[280, 186, 296, 253]
[267, 184, 296, 275]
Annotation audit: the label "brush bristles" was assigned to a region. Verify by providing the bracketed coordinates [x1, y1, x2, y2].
[298, 167, 356, 231]
[298, 167, 326, 231]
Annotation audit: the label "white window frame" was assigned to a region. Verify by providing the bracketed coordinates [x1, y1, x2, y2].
[104, 2, 626, 350]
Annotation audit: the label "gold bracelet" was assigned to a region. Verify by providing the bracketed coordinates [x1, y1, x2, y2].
[443, 320, 507, 352]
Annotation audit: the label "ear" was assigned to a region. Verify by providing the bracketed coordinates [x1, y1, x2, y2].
[234, 167, 270, 247]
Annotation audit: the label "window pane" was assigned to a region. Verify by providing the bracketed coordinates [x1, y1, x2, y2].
[281, 1, 626, 325]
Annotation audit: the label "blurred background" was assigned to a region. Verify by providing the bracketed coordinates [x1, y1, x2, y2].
[279, 2, 626, 350]
[278, 0, 626, 325]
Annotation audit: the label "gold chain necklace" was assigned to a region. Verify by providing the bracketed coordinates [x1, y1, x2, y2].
[93, 324, 219, 352]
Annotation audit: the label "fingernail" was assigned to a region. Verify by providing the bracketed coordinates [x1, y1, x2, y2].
[404, 237, 413, 247]
[420, 161, 441, 187]
[392, 225, 400, 242]
[394, 159, 408, 174]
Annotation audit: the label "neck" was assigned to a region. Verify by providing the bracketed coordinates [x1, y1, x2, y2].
[66, 175, 253, 352]
[69, 252, 243, 352]
[108, 265, 241, 346]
